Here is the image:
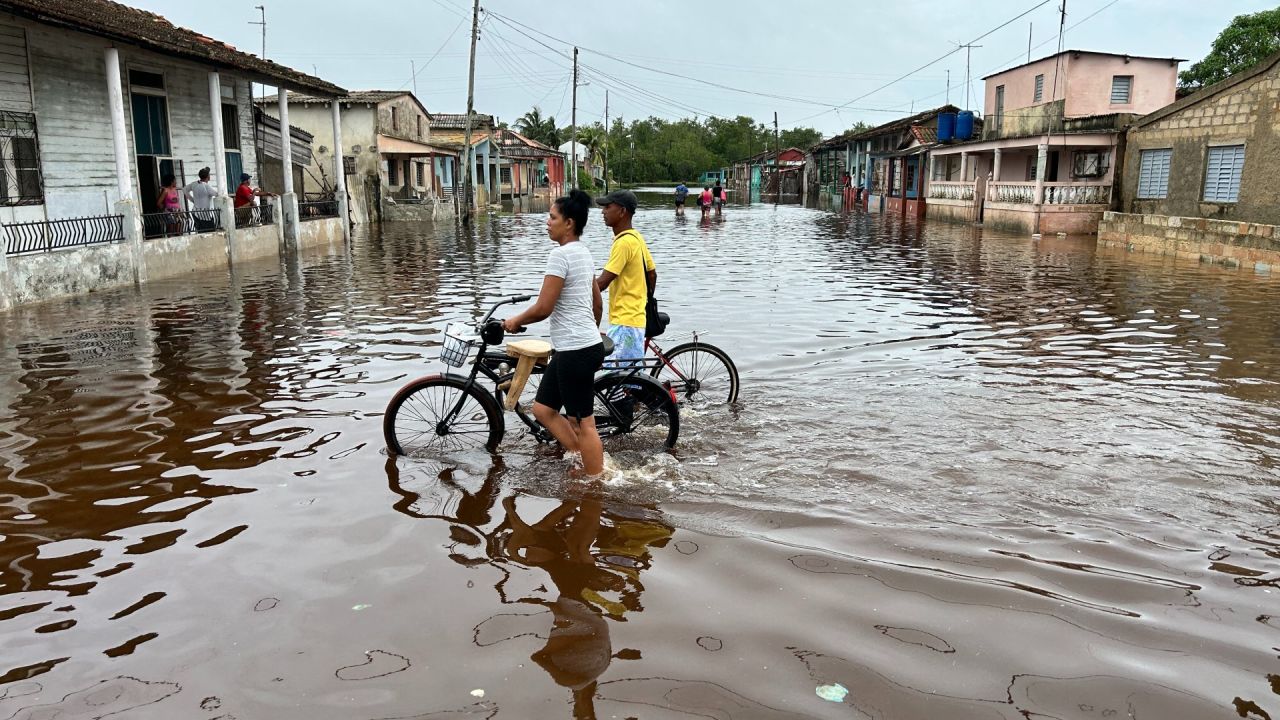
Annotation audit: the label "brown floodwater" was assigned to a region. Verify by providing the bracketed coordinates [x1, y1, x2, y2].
[1, 197, 1278, 719]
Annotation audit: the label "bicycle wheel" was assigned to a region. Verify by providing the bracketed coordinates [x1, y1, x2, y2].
[384, 375, 504, 456]
[650, 342, 739, 405]
[593, 372, 679, 449]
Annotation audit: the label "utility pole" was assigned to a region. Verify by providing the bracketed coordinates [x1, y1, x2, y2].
[603, 89, 609, 193]
[1027, 23, 1033, 63]
[773, 111, 779, 206]
[946, 69, 950, 105]
[570, 47, 579, 189]
[460, 0, 479, 225]
[494, 116, 503, 201]
[411, 59, 417, 96]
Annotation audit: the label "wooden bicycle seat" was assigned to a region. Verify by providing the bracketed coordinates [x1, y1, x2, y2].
[503, 339, 553, 410]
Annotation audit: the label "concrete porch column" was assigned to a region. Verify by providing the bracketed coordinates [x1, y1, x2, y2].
[208, 72, 228, 196]
[277, 87, 299, 248]
[959, 152, 969, 182]
[330, 100, 349, 239]
[992, 148, 1003, 182]
[105, 47, 134, 205]
[116, 199, 145, 285]
[1034, 143, 1049, 205]
[216, 194, 237, 265]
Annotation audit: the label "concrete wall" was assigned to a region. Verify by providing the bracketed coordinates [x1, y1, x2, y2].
[1099, 211, 1280, 271]
[1120, 66, 1280, 225]
[273, 102, 378, 225]
[983, 203, 1103, 235]
[296, 216, 346, 248]
[142, 230, 227, 278]
[5, 240, 135, 305]
[926, 197, 976, 225]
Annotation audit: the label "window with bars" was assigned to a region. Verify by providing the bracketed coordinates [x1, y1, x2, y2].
[416, 161, 424, 187]
[994, 85, 1005, 134]
[1203, 144, 1244, 203]
[1137, 148, 1171, 199]
[1111, 75, 1133, 104]
[0, 111, 44, 205]
[387, 160, 398, 185]
[343, 156, 355, 175]
[1033, 74, 1044, 102]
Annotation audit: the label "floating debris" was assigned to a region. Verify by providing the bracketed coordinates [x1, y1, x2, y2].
[815, 683, 848, 703]
[470, 689, 485, 698]
[352, 604, 372, 611]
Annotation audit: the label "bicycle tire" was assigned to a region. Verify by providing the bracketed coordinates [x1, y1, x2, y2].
[384, 374, 505, 456]
[650, 342, 740, 405]
[593, 372, 680, 449]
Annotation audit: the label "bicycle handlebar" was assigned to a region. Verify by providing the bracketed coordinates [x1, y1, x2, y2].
[480, 295, 533, 325]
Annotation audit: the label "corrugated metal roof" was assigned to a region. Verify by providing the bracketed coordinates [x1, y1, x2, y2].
[0, 0, 344, 96]
[288, 91, 405, 105]
[430, 113, 495, 129]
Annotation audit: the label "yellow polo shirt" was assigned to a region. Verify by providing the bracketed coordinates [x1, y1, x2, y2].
[603, 229, 655, 328]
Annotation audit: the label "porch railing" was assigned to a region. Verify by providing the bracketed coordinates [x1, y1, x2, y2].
[142, 209, 222, 239]
[1043, 182, 1111, 205]
[3, 214, 125, 255]
[927, 181, 975, 201]
[234, 203, 274, 228]
[989, 182, 1038, 204]
[299, 199, 339, 220]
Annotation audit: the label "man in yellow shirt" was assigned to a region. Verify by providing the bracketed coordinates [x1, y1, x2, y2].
[595, 190, 656, 368]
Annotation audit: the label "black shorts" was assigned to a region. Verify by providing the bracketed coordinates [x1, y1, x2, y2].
[534, 342, 606, 419]
[675, 198, 686, 206]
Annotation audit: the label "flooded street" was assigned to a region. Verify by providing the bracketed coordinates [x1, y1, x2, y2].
[2, 197, 1278, 719]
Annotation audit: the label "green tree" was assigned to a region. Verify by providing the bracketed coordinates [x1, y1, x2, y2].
[1179, 8, 1280, 91]
[516, 106, 561, 147]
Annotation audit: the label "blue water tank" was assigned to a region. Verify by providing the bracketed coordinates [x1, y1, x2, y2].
[937, 112, 956, 142]
[956, 111, 975, 141]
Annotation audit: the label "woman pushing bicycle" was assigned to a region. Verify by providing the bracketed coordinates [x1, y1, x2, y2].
[503, 190, 608, 476]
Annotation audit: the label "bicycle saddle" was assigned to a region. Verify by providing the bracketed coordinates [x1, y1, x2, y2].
[602, 335, 615, 356]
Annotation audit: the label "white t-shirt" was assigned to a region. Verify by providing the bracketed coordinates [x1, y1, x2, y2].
[184, 180, 218, 211]
[544, 242, 599, 351]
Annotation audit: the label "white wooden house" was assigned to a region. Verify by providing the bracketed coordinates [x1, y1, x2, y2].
[0, 0, 349, 310]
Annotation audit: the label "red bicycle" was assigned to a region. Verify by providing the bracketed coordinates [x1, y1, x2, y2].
[639, 332, 739, 406]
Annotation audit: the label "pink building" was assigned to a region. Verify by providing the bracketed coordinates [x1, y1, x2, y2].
[928, 50, 1182, 235]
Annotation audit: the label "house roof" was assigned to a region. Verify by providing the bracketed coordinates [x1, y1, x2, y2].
[276, 91, 433, 120]
[846, 105, 960, 142]
[1134, 49, 1280, 129]
[0, 0, 343, 96]
[430, 113, 495, 129]
[982, 49, 1185, 80]
[253, 106, 313, 142]
[497, 129, 559, 155]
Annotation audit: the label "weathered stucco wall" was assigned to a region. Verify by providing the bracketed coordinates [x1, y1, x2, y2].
[1121, 67, 1280, 225]
[142, 231, 227, 279]
[279, 103, 377, 224]
[5, 241, 135, 306]
[236, 224, 280, 262]
[1064, 55, 1178, 118]
[1099, 211, 1280, 271]
[296, 217, 345, 249]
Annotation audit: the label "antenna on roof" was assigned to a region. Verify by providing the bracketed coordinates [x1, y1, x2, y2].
[249, 6, 266, 100]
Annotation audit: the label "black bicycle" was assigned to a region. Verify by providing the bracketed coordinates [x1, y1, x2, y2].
[384, 296, 680, 457]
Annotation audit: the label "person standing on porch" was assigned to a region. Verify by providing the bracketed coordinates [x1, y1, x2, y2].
[595, 190, 656, 369]
[184, 167, 218, 230]
[156, 174, 182, 236]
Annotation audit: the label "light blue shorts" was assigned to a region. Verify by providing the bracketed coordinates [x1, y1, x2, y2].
[604, 324, 646, 369]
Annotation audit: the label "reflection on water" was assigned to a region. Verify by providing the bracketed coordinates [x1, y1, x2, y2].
[0, 199, 1278, 718]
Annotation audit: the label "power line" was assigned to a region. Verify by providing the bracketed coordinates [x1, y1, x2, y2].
[791, 0, 1053, 123]
[400, 14, 468, 90]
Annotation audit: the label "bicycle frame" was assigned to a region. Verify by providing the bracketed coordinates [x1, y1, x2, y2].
[435, 296, 660, 442]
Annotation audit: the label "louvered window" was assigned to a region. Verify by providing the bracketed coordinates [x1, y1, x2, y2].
[1136, 148, 1171, 199]
[1203, 144, 1244, 203]
[1111, 75, 1133, 104]
[1033, 74, 1044, 102]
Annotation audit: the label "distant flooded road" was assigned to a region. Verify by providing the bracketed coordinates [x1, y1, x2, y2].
[1, 198, 1278, 719]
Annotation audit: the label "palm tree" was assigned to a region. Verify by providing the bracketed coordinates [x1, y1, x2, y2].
[516, 106, 560, 147]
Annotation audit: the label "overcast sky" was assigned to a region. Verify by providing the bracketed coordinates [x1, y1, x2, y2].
[133, 0, 1274, 137]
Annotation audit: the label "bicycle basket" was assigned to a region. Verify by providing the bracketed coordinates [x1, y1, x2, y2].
[440, 324, 478, 367]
